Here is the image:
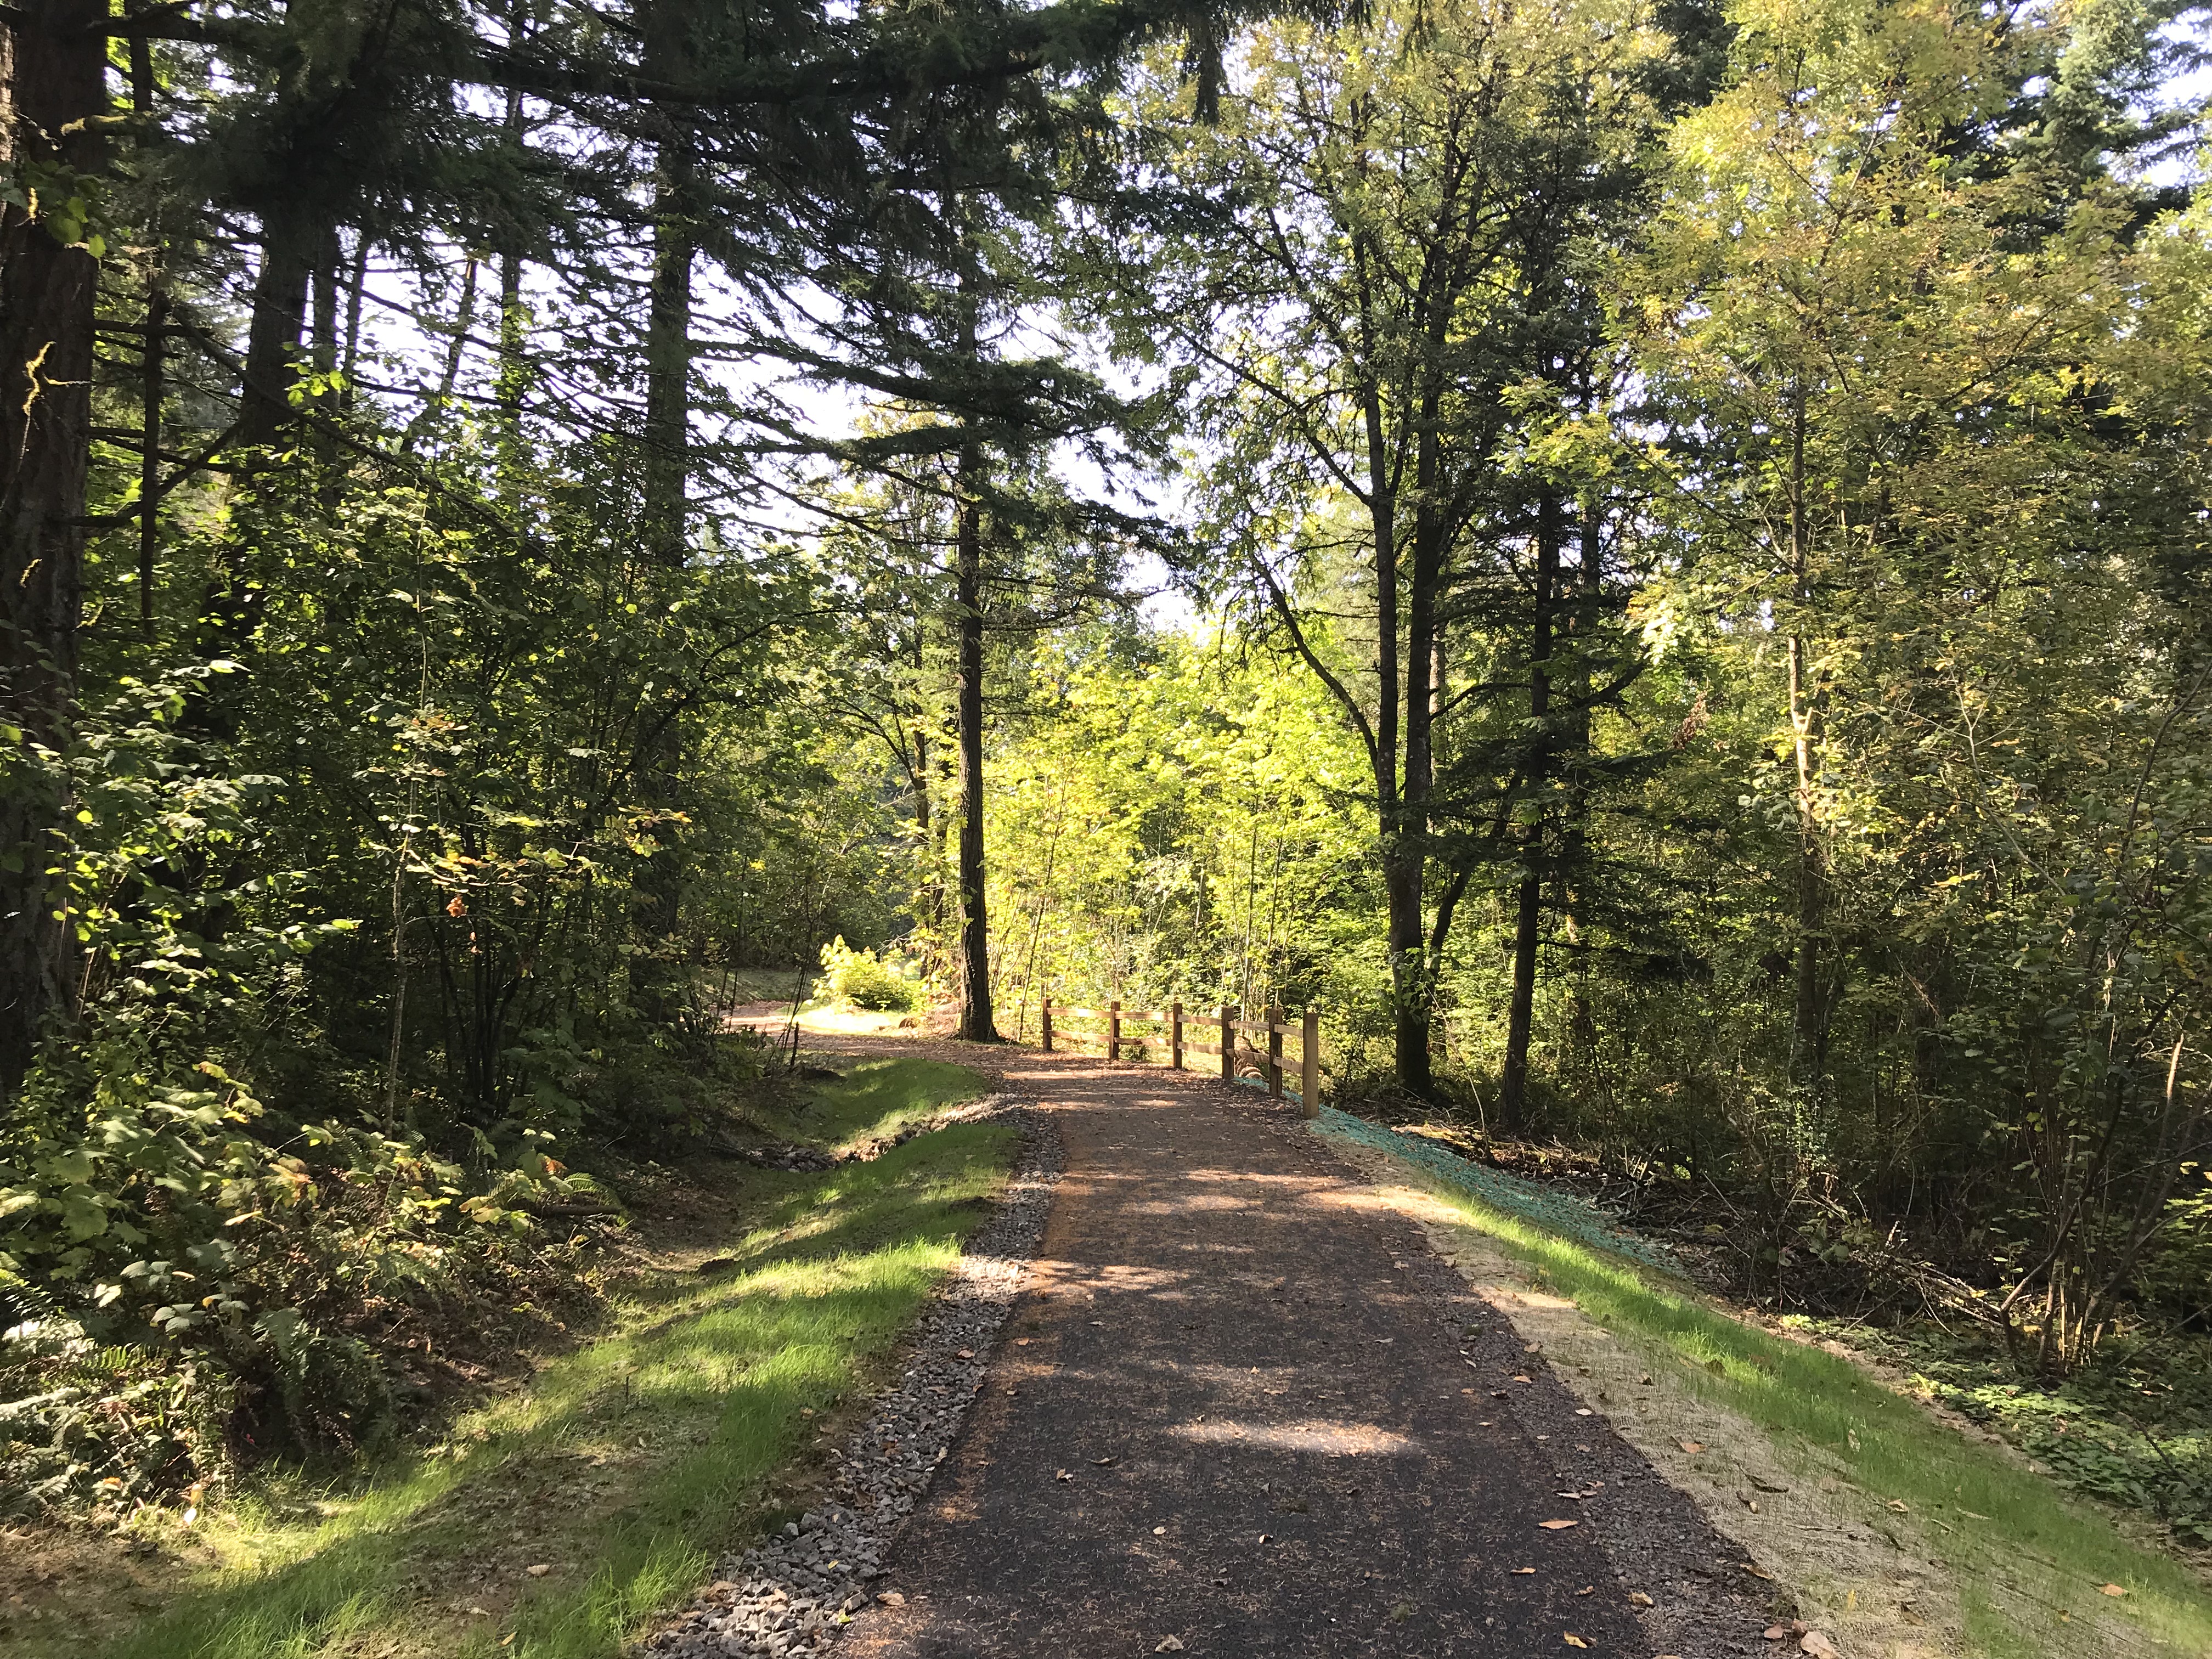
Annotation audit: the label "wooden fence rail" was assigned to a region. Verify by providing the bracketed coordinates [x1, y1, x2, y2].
[1037, 995, 1321, 1119]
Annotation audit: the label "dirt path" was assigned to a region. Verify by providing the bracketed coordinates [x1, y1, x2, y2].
[797, 1037, 1769, 1658]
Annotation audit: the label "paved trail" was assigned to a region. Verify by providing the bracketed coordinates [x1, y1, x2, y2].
[828, 1045, 1764, 1658]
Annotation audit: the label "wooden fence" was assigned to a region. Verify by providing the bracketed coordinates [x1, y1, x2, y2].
[1037, 997, 1321, 1119]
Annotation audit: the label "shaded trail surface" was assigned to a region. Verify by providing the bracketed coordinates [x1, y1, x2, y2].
[827, 1047, 1764, 1658]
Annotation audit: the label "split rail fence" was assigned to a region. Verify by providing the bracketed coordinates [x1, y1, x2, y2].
[1036, 996, 1321, 1119]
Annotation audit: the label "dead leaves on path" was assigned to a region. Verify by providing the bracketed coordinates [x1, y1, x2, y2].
[1537, 1519, 1579, 1530]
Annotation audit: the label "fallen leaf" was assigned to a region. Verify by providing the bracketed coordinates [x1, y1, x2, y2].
[1153, 1526, 1168, 1535]
[1741, 1563, 1774, 1581]
[1576, 1584, 1594, 1595]
[1054, 1469, 1072, 1481]
[877, 1590, 906, 1606]
[1091, 1457, 1115, 1465]
[2101, 1584, 2128, 1598]
[1628, 1590, 1654, 1607]
[1155, 1639, 1184, 1653]
[1015, 1338, 1031, 1346]
[1564, 1637, 1589, 1649]
[1764, 1629, 1787, 1642]
[1513, 1374, 1533, 1383]
[1513, 1567, 1537, 1575]
[1538, 1520, 1579, 1531]
[956, 1349, 975, 1359]
[1574, 1408, 1594, 1417]
[1799, 1635, 1837, 1657]
[526, 1564, 551, 1578]
[1678, 1440, 1705, 1454]
[1887, 1499, 1909, 1513]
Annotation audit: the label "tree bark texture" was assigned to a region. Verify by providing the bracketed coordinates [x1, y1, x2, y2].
[953, 440, 997, 1041]
[1786, 387, 1829, 1085]
[1500, 494, 1561, 1130]
[0, 1, 106, 1088]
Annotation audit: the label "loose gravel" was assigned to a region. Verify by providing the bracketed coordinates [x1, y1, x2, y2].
[645, 1098, 1062, 1659]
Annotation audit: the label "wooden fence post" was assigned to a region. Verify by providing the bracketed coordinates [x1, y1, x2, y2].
[1109, 998, 1121, 1063]
[1041, 994, 1052, 1053]
[1300, 1006, 1319, 1119]
[1219, 1004, 1235, 1081]
[1171, 1000, 1183, 1070]
[1267, 1003, 1284, 1100]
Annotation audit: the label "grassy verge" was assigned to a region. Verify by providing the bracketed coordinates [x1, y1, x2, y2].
[57, 1059, 1003, 1659]
[1385, 1161, 2212, 1658]
[1787, 1316, 2212, 1552]
[752, 1058, 997, 1154]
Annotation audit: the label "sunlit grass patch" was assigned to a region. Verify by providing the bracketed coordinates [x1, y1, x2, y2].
[80, 1060, 1003, 1659]
[1418, 1178, 2212, 1659]
[774, 1058, 999, 1155]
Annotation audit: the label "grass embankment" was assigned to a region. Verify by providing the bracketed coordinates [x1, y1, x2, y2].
[63, 1059, 1006, 1659]
[1415, 1175, 2212, 1657]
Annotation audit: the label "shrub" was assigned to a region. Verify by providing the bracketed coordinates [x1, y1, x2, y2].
[819, 938, 922, 1012]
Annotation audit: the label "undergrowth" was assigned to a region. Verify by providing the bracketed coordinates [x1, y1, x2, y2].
[9, 1057, 1005, 1659]
[1791, 1319, 2212, 1553]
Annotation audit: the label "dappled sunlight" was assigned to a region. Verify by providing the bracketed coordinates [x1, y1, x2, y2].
[1021, 1257, 1195, 1296]
[1167, 1417, 1421, 1456]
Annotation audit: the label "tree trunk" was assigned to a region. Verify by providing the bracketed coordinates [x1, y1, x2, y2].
[629, 150, 694, 1025]
[953, 438, 997, 1041]
[131, 26, 163, 634]
[1500, 494, 1562, 1130]
[641, 160, 693, 566]
[0, 0, 106, 1088]
[238, 213, 318, 446]
[1786, 386, 1828, 1085]
[1354, 263, 1424, 1096]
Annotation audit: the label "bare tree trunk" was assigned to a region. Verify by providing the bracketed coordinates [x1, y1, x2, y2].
[238, 214, 317, 446]
[641, 165, 693, 567]
[0, 0, 106, 1088]
[953, 435, 997, 1041]
[1355, 247, 1422, 1095]
[630, 144, 695, 1024]
[1786, 385, 1828, 1086]
[130, 26, 163, 634]
[1500, 494, 1562, 1130]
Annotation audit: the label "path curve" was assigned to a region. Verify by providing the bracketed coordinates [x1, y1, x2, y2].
[815, 1037, 1769, 1657]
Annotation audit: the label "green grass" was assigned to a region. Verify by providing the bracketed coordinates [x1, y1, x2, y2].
[1405, 1172, 2212, 1658]
[80, 1059, 1002, 1659]
[778, 1059, 998, 1154]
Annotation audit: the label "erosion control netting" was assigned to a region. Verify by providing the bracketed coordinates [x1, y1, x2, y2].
[1311, 1105, 1679, 1274]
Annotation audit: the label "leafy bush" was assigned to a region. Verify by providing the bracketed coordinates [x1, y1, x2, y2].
[0, 678, 610, 1518]
[819, 938, 922, 1012]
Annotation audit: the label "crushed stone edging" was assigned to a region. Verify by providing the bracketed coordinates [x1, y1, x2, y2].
[645, 1097, 1062, 1659]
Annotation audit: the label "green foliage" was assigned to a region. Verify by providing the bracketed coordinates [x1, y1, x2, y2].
[1810, 1322, 2212, 1551]
[81, 1062, 1003, 1659]
[818, 938, 923, 1012]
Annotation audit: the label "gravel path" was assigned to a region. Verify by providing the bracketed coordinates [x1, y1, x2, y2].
[647, 1094, 1062, 1659]
[655, 1044, 1773, 1658]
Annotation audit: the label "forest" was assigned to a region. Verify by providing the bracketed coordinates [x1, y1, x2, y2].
[3, 0, 2212, 1640]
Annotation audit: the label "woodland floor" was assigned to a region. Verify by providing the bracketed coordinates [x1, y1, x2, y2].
[757, 1025, 1775, 1657]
